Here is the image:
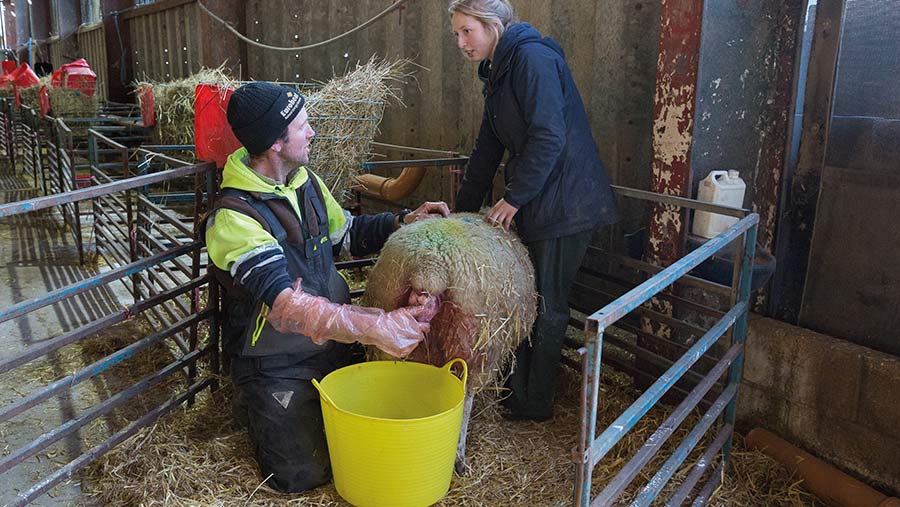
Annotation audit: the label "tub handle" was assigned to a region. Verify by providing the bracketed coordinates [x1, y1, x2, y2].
[311, 378, 336, 409]
[443, 358, 468, 386]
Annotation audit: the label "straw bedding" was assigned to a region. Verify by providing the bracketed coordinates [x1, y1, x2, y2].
[79, 354, 820, 507]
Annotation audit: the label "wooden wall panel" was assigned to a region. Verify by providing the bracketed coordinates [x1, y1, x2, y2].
[77, 23, 108, 101]
[49, 40, 64, 68]
[240, 0, 660, 198]
[127, 2, 202, 83]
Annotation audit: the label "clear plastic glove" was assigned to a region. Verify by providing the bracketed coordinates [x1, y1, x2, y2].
[267, 279, 435, 358]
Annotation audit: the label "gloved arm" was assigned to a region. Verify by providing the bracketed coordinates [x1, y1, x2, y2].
[267, 279, 435, 358]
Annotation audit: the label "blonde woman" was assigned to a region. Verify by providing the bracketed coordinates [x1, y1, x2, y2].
[450, 0, 618, 421]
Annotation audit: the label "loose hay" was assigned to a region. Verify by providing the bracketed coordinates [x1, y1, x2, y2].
[81, 362, 820, 507]
[306, 57, 413, 204]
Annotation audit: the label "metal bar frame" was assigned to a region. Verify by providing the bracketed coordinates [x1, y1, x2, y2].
[0, 98, 12, 160]
[573, 187, 759, 507]
[0, 151, 219, 507]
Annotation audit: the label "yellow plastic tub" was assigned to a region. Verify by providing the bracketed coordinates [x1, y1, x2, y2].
[312, 359, 467, 507]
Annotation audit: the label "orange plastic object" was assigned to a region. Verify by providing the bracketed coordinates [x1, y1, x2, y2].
[747, 428, 900, 507]
[39, 85, 50, 116]
[193, 83, 242, 167]
[355, 167, 427, 202]
[138, 85, 155, 126]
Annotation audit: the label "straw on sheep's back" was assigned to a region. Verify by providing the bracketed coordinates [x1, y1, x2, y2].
[362, 213, 537, 392]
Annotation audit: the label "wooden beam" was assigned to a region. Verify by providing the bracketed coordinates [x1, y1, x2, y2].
[120, 0, 196, 21]
[769, 0, 845, 322]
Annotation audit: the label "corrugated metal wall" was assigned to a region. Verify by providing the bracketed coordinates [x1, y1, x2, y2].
[127, 1, 203, 82]
[77, 23, 108, 102]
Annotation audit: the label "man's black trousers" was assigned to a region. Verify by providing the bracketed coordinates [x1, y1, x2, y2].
[230, 345, 357, 493]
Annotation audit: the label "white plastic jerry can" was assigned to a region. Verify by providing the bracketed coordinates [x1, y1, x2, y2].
[692, 170, 746, 239]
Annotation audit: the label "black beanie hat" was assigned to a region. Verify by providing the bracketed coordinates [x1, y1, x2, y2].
[226, 82, 305, 155]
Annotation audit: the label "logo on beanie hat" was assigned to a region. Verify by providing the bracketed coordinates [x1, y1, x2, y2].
[280, 91, 301, 119]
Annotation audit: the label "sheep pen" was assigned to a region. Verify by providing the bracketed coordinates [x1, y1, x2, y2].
[77, 224, 821, 507]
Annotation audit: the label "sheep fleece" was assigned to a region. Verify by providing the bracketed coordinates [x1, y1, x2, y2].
[361, 213, 537, 391]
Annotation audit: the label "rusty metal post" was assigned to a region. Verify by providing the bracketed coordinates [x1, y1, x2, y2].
[647, 0, 703, 268]
[186, 169, 204, 404]
[641, 0, 704, 362]
[206, 166, 222, 385]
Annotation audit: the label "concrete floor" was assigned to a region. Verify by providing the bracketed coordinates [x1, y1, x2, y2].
[0, 168, 129, 507]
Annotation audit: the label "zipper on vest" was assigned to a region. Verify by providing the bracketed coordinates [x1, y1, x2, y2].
[251, 304, 270, 347]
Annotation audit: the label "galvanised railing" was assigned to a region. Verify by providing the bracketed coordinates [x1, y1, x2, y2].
[572, 187, 758, 507]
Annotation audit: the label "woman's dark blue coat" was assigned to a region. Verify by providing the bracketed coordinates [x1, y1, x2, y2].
[456, 23, 618, 242]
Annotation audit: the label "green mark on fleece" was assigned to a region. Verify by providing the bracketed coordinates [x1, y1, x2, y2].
[410, 217, 470, 250]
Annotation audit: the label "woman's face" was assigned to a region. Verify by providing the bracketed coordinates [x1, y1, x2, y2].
[451, 12, 496, 62]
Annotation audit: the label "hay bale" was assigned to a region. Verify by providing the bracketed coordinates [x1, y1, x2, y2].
[18, 75, 50, 111]
[305, 57, 412, 204]
[361, 213, 537, 392]
[133, 59, 406, 200]
[136, 66, 236, 148]
[48, 86, 99, 118]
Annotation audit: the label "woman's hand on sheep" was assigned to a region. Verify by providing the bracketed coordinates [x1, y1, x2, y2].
[404, 201, 450, 224]
[485, 198, 518, 231]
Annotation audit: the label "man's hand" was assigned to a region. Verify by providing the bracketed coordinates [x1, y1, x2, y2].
[485, 198, 518, 231]
[404, 201, 450, 224]
[367, 305, 432, 357]
[267, 279, 433, 358]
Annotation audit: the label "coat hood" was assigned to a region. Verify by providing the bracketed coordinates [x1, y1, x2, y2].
[478, 23, 565, 84]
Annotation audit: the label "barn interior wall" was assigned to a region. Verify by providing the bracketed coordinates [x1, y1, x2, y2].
[241, 0, 661, 213]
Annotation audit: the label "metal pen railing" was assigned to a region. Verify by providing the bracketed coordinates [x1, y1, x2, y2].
[572, 187, 758, 507]
[0, 157, 218, 507]
[0, 97, 13, 161]
[87, 133, 210, 357]
[19, 107, 44, 189]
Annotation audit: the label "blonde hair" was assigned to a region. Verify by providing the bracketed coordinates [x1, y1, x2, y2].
[448, 0, 517, 44]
